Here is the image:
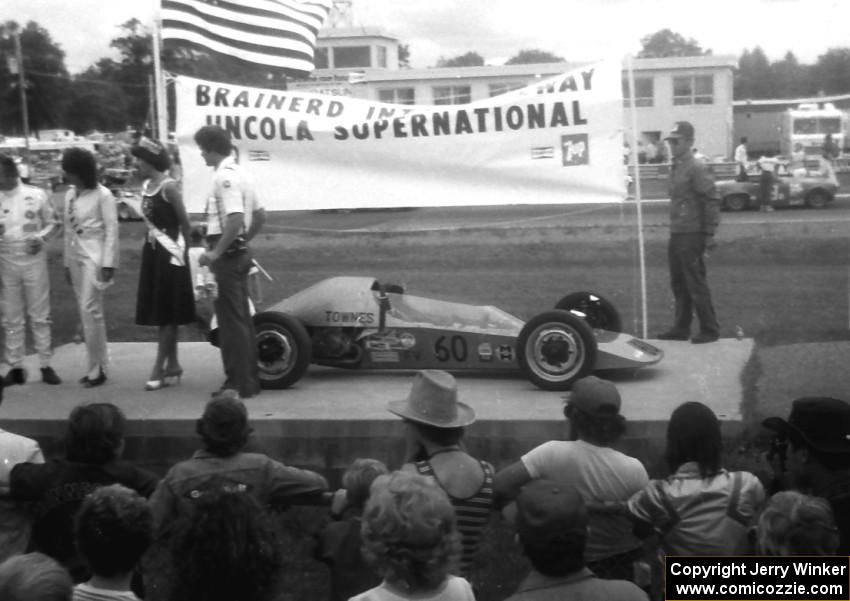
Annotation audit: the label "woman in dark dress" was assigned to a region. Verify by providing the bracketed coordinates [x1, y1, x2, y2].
[131, 137, 195, 391]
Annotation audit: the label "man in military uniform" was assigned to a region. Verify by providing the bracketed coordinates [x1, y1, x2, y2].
[0, 154, 62, 384]
[656, 122, 721, 344]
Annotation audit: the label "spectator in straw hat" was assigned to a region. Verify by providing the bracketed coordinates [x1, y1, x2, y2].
[504, 480, 646, 601]
[387, 370, 495, 578]
[494, 376, 648, 582]
[762, 396, 850, 555]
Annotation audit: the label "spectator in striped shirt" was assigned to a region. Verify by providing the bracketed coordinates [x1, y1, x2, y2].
[387, 370, 495, 578]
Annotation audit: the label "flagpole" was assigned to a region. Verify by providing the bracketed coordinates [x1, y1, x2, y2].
[152, 0, 168, 141]
[626, 55, 648, 339]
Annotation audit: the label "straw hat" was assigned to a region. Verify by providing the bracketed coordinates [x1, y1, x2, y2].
[387, 370, 475, 428]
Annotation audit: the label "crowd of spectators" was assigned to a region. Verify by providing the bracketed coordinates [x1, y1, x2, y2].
[0, 370, 847, 601]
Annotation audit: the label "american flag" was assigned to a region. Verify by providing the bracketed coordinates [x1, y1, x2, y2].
[161, 0, 332, 75]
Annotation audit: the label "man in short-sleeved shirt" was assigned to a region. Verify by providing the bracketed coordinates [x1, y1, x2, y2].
[195, 126, 266, 398]
[494, 377, 649, 581]
[657, 121, 721, 344]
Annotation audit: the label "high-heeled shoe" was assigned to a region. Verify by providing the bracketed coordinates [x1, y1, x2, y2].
[82, 368, 107, 388]
[144, 378, 169, 391]
[163, 367, 184, 385]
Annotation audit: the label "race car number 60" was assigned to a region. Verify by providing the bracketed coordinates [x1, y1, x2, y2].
[435, 335, 468, 362]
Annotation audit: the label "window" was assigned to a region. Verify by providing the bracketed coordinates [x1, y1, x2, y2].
[673, 75, 714, 105]
[433, 85, 471, 105]
[622, 77, 654, 107]
[378, 88, 415, 105]
[489, 82, 525, 97]
[377, 46, 387, 68]
[333, 46, 371, 68]
[314, 48, 329, 69]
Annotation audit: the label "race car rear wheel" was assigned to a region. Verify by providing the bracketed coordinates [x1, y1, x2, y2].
[518, 310, 597, 391]
[805, 190, 830, 209]
[254, 311, 312, 389]
[724, 194, 749, 212]
[555, 291, 622, 332]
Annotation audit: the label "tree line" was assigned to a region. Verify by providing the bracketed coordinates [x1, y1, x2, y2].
[2, 20, 850, 137]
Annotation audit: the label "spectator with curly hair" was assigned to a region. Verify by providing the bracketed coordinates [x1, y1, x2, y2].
[315, 458, 388, 601]
[0, 551, 73, 601]
[494, 376, 648, 581]
[756, 491, 840, 556]
[9, 403, 158, 582]
[73, 484, 153, 600]
[353, 471, 474, 601]
[165, 488, 285, 601]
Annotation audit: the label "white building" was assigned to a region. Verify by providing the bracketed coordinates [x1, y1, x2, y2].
[291, 28, 737, 159]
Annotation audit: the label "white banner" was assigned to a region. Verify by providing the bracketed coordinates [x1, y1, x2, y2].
[175, 60, 625, 212]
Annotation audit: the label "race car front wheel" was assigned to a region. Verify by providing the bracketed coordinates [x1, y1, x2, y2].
[555, 291, 622, 332]
[517, 310, 597, 391]
[254, 312, 312, 389]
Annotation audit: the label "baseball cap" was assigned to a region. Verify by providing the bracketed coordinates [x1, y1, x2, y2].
[515, 479, 587, 549]
[763, 397, 850, 455]
[665, 121, 695, 141]
[564, 375, 621, 416]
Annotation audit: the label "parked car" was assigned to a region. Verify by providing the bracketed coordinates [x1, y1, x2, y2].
[243, 276, 663, 391]
[101, 167, 143, 221]
[716, 162, 838, 211]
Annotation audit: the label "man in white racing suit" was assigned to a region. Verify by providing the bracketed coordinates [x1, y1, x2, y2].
[0, 154, 62, 385]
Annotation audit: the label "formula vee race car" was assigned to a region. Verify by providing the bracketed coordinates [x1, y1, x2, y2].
[251, 276, 663, 391]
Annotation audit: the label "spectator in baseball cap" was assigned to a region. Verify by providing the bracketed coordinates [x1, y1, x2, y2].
[762, 396, 850, 555]
[494, 376, 648, 582]
[503, 479, 646, 601]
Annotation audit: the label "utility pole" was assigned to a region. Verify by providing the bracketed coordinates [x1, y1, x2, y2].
[10, 24, 31, 155]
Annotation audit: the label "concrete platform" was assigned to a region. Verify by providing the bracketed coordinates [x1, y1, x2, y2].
[0, 338, 754, 478]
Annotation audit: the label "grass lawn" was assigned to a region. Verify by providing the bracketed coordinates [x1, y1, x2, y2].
[36, 214, 850, 601]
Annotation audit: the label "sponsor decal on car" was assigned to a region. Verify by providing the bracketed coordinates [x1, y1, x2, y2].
[365, 330, 414, 351]
[325, 311, 375, 325]
[497, 344, 514, 361]
[370, 351, 400, 363]
[478, 342, 494, 362]
[399, 332, 416, 349]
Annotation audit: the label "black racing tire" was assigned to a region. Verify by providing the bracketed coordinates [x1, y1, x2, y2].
[805, 190, 830, 209]
[555, 291, 622, 332]
[253, 311, 312, 389]
[724, 194, 749, 212]
[517, 310, 597, 391]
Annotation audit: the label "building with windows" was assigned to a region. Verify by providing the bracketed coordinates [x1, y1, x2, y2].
[291, 27, 737, 158]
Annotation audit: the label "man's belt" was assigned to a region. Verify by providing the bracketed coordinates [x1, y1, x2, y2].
[206, 234, 248, 255]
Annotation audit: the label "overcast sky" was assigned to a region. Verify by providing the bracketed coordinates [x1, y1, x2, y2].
[6, 0, 850, 73]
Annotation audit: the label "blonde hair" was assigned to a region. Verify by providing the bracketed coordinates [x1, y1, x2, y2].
[342, 458, 389, 510]
[0, 552, 72, 601]
[361, 471, 460, 593]
[757, 491, 839, 555]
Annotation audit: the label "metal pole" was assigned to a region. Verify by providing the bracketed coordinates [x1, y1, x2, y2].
[152, 2, 168, 141]
[627, 55, 648, 339]
[13, 28, 30, 155]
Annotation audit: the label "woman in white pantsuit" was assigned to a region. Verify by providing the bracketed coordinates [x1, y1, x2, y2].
[61, 148, 119, 387]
